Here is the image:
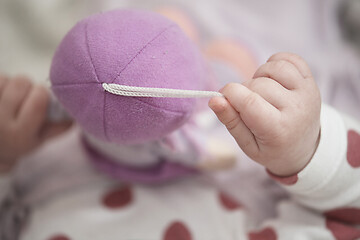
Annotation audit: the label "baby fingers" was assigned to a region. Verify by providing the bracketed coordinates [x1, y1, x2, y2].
[243, 77, 290, 110]
[253, 60, 304, 90]
[267, 52, 313, 79]
[208, 96, 259, 156]
[17, 85, 49, 139]
[220, 83, 282, 141]
[0, 76, 32, 119]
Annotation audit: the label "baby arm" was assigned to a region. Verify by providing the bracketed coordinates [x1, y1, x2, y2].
[241, 104, 360, 239]
[210, 53, 360, 238]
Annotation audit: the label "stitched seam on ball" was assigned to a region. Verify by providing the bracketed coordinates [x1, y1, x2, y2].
[85, 22, 101, 84]
[85, 22, 108, 140]
[110, 24, 176, 84]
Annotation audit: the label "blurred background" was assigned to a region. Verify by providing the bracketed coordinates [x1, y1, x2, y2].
[0, 0, 359, 118]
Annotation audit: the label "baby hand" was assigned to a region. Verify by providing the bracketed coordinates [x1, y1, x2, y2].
[209, 53, 321, 176]
[0, 75, 71, 173]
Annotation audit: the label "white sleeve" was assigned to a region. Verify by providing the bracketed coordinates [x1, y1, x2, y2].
[283, 104, 360, 212]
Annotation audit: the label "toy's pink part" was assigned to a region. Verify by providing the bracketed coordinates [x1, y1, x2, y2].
[82, 137, 198, 183]
[50, 9, 206, 144]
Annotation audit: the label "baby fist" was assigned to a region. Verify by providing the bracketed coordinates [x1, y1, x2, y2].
[209, 53, 321, 176]
[0, 74, 71, 173]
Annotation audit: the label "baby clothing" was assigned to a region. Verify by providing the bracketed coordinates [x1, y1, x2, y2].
[0, 104, 359, 240]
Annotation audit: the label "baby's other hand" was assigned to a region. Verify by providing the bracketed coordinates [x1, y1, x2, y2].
[0, 74, 71, 173]
[209, 53, 321, 176]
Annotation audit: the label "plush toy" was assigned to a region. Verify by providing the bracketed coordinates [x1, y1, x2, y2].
[50, 9, 220, 183]
[50, 9, 207, 143]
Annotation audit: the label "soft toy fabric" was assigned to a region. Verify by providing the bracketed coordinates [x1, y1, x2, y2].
[49, 9, 210, 183]
[50, 9, 207, 145]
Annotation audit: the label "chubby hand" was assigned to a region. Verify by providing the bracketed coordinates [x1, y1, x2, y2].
[209, 53, 321, 176]
[0, 74, 71, 173]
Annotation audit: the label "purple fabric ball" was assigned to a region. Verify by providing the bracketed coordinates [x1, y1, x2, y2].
[50, 9, 206, 144]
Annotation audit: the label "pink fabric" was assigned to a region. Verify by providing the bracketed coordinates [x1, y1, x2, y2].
[82, 136, 198, 183]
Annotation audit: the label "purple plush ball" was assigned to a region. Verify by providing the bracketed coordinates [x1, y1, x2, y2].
[50, 9, 206, 144]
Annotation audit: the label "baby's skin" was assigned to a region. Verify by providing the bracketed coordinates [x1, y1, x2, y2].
[0, 52, 321, 177]
[209, 52, 321, 176]
[0, 75, 71, 173]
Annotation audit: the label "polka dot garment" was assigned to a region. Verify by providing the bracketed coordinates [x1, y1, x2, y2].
[14, 104, 360, 240]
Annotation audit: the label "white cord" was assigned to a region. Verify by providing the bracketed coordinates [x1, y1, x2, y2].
[102, 83, 223, 98]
